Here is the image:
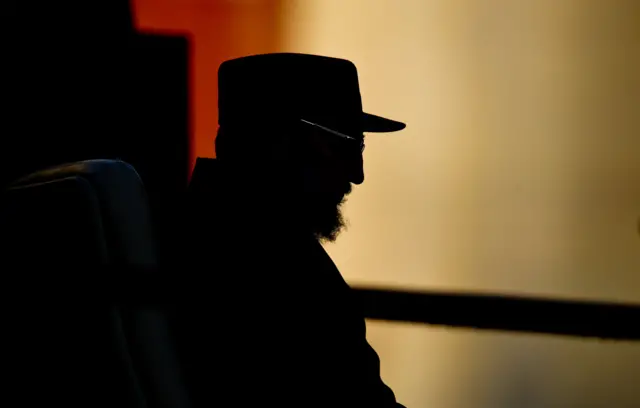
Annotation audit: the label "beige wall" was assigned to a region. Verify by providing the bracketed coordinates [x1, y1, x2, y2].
[281, 0, 640, 406]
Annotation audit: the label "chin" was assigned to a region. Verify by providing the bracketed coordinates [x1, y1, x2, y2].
[312, 203, 347, 243]
[302, 186, 351, 242]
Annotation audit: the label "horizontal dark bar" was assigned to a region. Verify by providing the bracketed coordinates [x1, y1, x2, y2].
[4, 264, 638, 340]
[352, 287, 640, 341]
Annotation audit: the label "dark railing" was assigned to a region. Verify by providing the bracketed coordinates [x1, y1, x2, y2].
[3, 266, 639, 341]
[353, 287, 640, 341]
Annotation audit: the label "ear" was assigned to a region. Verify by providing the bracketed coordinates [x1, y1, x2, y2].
[267, 125, 307, 164]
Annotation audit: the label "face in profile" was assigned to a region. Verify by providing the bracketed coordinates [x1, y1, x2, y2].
[299, 126, 364, 242]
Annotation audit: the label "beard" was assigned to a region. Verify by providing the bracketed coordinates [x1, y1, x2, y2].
[305, 183, 351, 243]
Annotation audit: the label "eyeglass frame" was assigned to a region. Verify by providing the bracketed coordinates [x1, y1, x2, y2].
[300, 119, 365, 153]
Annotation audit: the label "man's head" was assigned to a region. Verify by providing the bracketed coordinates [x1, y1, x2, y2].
[215, 119, 362, 242]
[215, 53, 405, 241]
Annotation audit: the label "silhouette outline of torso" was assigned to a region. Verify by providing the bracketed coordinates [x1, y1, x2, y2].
[173, 157, 404, 407]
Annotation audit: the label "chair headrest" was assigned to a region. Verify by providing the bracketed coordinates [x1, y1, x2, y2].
[9, 159, 157, 267]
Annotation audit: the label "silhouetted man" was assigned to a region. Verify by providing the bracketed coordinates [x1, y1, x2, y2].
[177, 53, 406, 407]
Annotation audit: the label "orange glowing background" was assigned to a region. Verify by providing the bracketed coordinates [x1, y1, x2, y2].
[132, 1, 640, 407]
[134, 0, 284, 169]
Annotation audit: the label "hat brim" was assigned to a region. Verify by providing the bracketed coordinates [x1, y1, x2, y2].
[362, 112, 406, 133]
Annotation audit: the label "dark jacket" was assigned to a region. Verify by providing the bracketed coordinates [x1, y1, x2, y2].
[173, 158, 404, 407]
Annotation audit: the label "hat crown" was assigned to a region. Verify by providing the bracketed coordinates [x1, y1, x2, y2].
[218, 53, 364, 135]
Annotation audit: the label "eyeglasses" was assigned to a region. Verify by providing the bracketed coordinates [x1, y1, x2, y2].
[300, 119, 365, 153]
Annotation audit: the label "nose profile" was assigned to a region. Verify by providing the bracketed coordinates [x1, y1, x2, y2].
[350, 169, 364, 185]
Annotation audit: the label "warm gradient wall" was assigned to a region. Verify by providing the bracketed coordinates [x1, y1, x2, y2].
[134, 1, 640, 407]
